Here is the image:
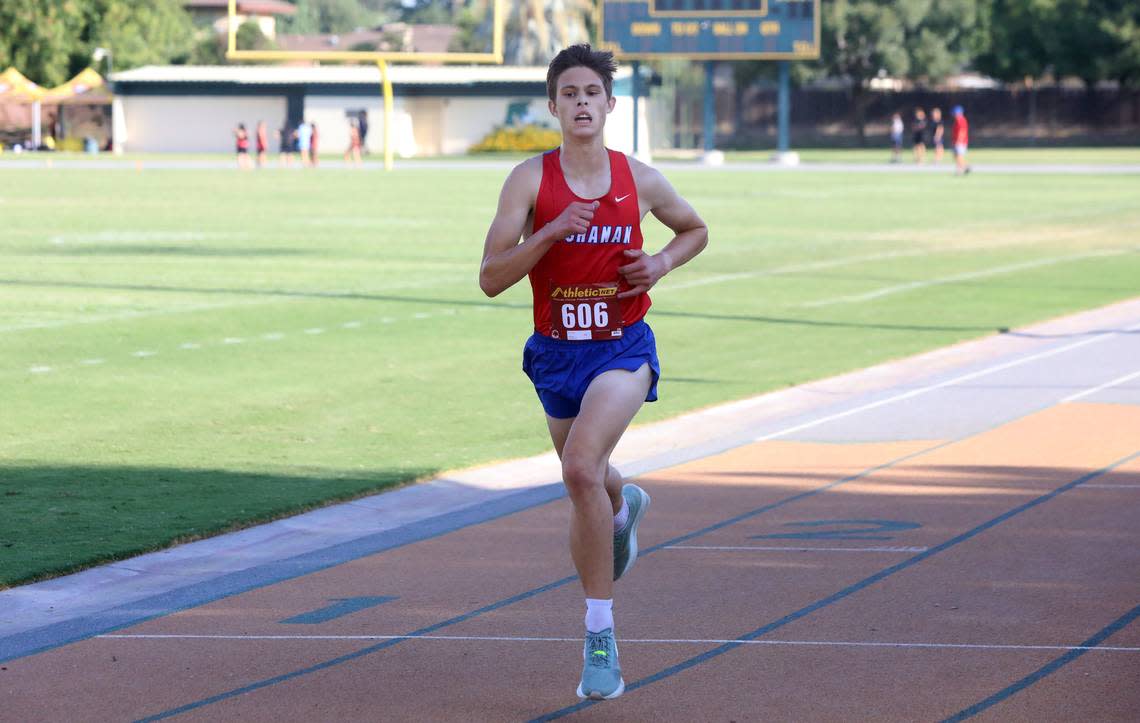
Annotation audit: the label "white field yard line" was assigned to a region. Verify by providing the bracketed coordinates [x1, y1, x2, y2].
[752, 319, 1140, 443]
[47, 231, 250, 245]
[12, 306, 458, 376]
[655, 224, 1138, 295]
[94, 633, 1140, 653]
[0, 275, 470, 335]
[1061, 368, 1140, 403]
[0, 299, 276, 334]
[656, 249, 932, 293]
[797, 248, 1131, 309]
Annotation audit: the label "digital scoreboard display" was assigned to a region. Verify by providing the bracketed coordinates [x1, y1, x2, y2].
[600, 0, 819, 59]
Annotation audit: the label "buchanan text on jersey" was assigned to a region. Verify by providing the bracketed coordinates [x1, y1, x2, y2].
[562, 225, 635, 245]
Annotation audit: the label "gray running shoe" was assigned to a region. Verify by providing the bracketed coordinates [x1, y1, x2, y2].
[576, 628, 624, 700]
[613, 484, 651, 581]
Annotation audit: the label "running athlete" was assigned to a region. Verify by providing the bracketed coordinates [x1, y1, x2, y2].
[479, 44, 708, 701]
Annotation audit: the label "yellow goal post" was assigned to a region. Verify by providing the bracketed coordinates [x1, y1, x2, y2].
[226, 0, 506, 169]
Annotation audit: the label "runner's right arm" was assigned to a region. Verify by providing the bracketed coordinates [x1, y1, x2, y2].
[479, 159, 598, 297]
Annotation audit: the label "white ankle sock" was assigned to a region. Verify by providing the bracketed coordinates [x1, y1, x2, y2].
[612, 497, 629, 532]
[585, 598, 614, 633]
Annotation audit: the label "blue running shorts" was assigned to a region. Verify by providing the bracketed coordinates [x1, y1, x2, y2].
[522, 319, 661, 419]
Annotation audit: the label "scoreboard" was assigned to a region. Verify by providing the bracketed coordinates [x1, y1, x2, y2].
[600, 0, 819, 59]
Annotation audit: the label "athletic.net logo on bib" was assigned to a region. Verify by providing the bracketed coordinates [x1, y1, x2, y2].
[549, 283, 623, 341]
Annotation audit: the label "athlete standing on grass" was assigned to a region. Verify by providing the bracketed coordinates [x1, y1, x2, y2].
[479, 44, 708, 701]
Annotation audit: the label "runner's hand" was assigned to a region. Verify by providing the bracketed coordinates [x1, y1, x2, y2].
[617, 249, 670, 299]
[545, 200, 599, 240]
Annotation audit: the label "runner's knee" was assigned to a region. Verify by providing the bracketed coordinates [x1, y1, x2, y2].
[562, 456, 606, 497]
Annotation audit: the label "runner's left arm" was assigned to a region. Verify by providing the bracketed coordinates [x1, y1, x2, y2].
[617, 163, 708, 299]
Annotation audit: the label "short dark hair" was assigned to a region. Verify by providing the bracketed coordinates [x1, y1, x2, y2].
[546, 44, 617, 101]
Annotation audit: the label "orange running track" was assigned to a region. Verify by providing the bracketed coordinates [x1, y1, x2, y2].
[3, 300, 1139, 722]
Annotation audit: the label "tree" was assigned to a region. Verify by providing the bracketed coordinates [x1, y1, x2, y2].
[0, 0, 87, 86]
[973, 0, 1052, 83]
[816, 0, 909, 144]
[503, 0, 593, 66]
[1050, 0, 1140, 87]
[86, 0, 197, 71]
[901, 0, 981, 83]
[282, 0, 379, 35]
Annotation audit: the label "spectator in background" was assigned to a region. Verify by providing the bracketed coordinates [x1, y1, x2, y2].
[890, 112, 904, 163]
[296, 120, 313, 167]
[358, 110, 369, 152]
[345, 117, 363, 167]
[255, 121, 268, 168]
[930, 107, 945, 164]
[234, 123, 252, 170]
[277, 122, 295, 167]
[310, 122, 320, 167]
[952, 105, 971, 175]
[912, 107, 927, 164]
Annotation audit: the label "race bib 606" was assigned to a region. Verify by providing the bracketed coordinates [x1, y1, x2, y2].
[549, 283, 623, 341]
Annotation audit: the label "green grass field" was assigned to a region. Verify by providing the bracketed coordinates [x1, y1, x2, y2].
[2, 161, 1139, 587]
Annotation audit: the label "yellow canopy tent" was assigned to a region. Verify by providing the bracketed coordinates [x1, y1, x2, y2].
[0, 68, 46, 149]
[42, 68, 112, 105]
[0, 67, 45, 102]
[41, 68, 115, 151]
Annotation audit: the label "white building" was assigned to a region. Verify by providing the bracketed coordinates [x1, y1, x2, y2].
[109, 65, 651, 158]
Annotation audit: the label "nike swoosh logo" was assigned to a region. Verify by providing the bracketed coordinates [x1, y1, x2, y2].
[615, 194, 631, 203]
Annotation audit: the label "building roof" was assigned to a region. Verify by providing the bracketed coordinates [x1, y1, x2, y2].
[183, 0, 296, 15]
[110, 65, 559, 87]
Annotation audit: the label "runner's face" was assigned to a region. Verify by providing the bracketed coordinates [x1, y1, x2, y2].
[549, 66, 615, 140]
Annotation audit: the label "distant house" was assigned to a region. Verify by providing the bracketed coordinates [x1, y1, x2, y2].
[276, 24, 460, 56]
[182, 0, 296, 40]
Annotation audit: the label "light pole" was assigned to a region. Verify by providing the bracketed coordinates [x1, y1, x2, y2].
[92, 47, 117, 153]
[92, 47, 113, 77]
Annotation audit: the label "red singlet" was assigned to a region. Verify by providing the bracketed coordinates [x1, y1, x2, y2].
[529, 148, 651, 337]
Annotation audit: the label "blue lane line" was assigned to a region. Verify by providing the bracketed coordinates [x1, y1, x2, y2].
[134, 576, 579, 723]
[279, 597, 397, 625]
[531, 449, 1140, 721]
[132, 440, 954, 721]
[942, 602, 1140, 722]
[0, 481, 567, 664]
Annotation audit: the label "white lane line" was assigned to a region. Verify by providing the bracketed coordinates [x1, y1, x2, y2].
[80, 358, 105, 365]
[1062, 368, 1140, 403]
[798, 250, 1129, 308]
[304, 328, 324, 335]
[413, 313, 431, 319]
[262, 332, 284, 341]
[94, 634, 1140, 653]
[222, 337, 245, 345]
[665, 545, 930, 553]
[754, 320, 1140, 442]
[179, 342, 201, 350]
[29, 365, 52, 374]
[381, 317, 394, 324]
[342, 321, 362, 329]
[131, 350, 157, 358]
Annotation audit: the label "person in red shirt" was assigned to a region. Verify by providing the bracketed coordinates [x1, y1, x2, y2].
[233, 123, 251, 170]
[479, 44, 708, 701]
[255, 120, 268, 168]
[952, 105, 971, 175]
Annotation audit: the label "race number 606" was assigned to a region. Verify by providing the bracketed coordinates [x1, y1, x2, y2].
[561, 302, 608, 330]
